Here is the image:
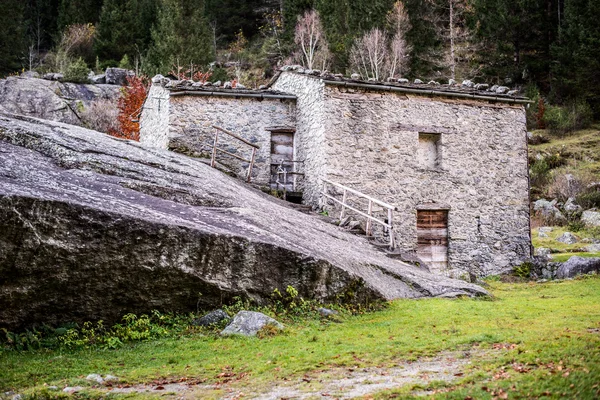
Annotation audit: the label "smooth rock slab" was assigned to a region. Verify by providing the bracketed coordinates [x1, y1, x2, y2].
[220, 311, 283, 336]
[556, 256, 600, 279]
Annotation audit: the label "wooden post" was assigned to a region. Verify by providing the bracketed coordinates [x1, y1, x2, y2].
[211, 129, 219, 168]
[340, 189, 347, 220]
[366, 200, 373, 236]
[247, 147, 256, 182]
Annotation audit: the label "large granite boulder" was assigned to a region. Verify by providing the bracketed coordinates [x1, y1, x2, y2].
[105, 68, 135, 85]
[581, 209, 600, 227]
[556, 256, 600, 279]
[0, 114, 487, 330]
[221, 311, 283, 336]
[0, 76, 120, 126]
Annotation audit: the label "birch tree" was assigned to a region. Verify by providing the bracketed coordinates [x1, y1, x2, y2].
[385, 1, 412, 78]
[292, 9, 331, 71]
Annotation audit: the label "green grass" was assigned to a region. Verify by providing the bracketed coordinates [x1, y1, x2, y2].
[2, 277, 600, 399]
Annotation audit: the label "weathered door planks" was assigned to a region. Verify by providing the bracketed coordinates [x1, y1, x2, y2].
[417, 210, 449, 274]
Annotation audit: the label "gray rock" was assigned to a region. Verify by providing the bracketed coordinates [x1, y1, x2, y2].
[507, 90, 519, 96]
[223, 81, 232, 89]
[21, 71, 40, 79]
[414, 79, 423, 84]
[563, 197, 582, 213]
[258, 85, 267, 90]
[474, 83, 489, 90]
[535, 247, 552, 258]
[220, 311, 283, 336]
[533, 199, 565, 221]
[317, 307, 339, 317]
[398, 78, 409, 84]
[192, 309, 230, 326]
[556, 256, 600, 279]
[12, 395, 22, 400]
[86, 373, 104, 384]
[43, 73, 63, 81]
[495, 86, 510, 94]
[192, 82, 204, 87]
[489, 85, 498, 92]
[538, 226, 553, 237]
[203, 81, 213, 86]
[461, 80, 474, 88]
[581, 209, 600, 227]
[557, 232, 578, 244]
[104, 375, 119, 382]
[213, 80, 222, 87]
[165, 80, 182, 88]
[367, 77, 377, 82]
[0, 76, 120, 126]
[236, 83, 246, 89]
[151, 74, 165, 84]
[0, 114, 488, 330]
[448, 79, 456, 85]
[63, 387, 84, 394]
[428, 80, 440, 85]
[90, 74, 106, 84]
[104, 68, 134, 86]
[584, 244, 600, 252]
[47, 386, 59, 391]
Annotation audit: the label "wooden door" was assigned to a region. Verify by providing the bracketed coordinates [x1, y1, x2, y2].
[270, 131, 294, 190]
[417, 210, 448, 274]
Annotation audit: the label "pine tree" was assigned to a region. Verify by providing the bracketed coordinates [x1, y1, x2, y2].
[95, 0, 157, 65]
[147, 0, 214, 75]
[57, 0, 103, 28]
[0, 0, 27, 74]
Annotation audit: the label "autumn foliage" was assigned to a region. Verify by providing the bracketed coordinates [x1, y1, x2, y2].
[112, 75, 148, 141]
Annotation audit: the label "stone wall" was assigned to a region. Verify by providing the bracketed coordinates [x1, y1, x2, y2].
[140, 83, 296, 187]
[271, 73, 327, 204]
[319, 86, 531, 277]
[275, 71, 531, 277]
[140, 84, 171, 148]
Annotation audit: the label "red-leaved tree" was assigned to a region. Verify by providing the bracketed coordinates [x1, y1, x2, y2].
[112, 75, 148, 141]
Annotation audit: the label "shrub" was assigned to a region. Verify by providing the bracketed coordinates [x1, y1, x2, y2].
[118, 54, 132, 69]
[576, 188, 600, 209]
[115, 75, 148, 141]
[80, 98, 119, 133]
[63, 57, 90, 83]
[544, 100, 593, 135]
[548, 169, 596, 201]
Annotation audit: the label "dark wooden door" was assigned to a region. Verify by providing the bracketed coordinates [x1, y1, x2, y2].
[417, 210, 448, 273]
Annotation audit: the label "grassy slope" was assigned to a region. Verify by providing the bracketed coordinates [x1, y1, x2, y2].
[529, 125, 600, 261]
[1, 277, 600, 399]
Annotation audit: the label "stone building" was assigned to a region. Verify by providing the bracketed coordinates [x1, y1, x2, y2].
[140, 67, 532, 278]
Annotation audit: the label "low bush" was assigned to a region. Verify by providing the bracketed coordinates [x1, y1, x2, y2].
[63, 57, 90, 83]
[544, 100, 593, 136]
[576, 188, 600, 209]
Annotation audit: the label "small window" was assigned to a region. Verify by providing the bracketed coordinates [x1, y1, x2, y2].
[418, 133, 441, 169]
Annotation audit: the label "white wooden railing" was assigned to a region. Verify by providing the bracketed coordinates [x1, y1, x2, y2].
[321, 179, 396, 249]
[210, 125, 259, 182]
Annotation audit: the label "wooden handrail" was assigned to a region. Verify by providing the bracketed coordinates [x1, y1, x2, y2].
[322, 179, 396, 249]
[212, 125, 260, 149]
[210, 125, 258, 182]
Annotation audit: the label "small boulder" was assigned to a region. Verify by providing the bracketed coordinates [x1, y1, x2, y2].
[507, 90, 519, 96]
[428, 80, 440, 85]
[581, 209, 600, 227]
[104, 68, 134, 85]
[474, 83, 489, 90]
[398, 78, 409, 84]
[317, 307, 339, 317]
[151, 74, 165, 84]
[584, 244, 600, 252]
[489, 84, 499, 92]
[43, 72, 63, 81]
[104, 375, 119, 382]
[556, 232, 578, 244]
[495, 86, 510, 94]
[538, 226, 553, 238]
[20, 71, 40, 79]
[220, 311, 283, 336]
[556, 256, 600, 279]
[90, 74, 106, 84]
[535, 247, 552, 259]
[213, 80, 222, 87]
[448, 79, 456, 85]
[414, 79, 423, 84]
[461, 79, 474, 88]
[223, 81, 232, 89]
[86, 373, 104, 384]
[192, 309, 230, 327]
[533, 199, 565, 221]
[350, 73, 361, 80]
[63, 387, 84, 394]
[563, 197, 582, 213]
[236, 83, 246, 89]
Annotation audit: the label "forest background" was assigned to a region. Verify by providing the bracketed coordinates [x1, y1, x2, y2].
[0, 0, 599, 120]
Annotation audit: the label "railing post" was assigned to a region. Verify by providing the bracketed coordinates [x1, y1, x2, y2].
[366, 199, 373, 236]
[388, 208, 394, 249]
[211, 129, 219, 168]
[340, 189, 347, 220]
[247, 147, 256, 182]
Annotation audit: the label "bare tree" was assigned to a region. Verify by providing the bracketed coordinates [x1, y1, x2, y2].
[385, 1, 412, 78]
[350, 28, 388, 80]
[293, 9, 331, 70]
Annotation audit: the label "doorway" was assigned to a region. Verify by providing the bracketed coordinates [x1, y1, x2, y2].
[417, 209, 449, 274]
